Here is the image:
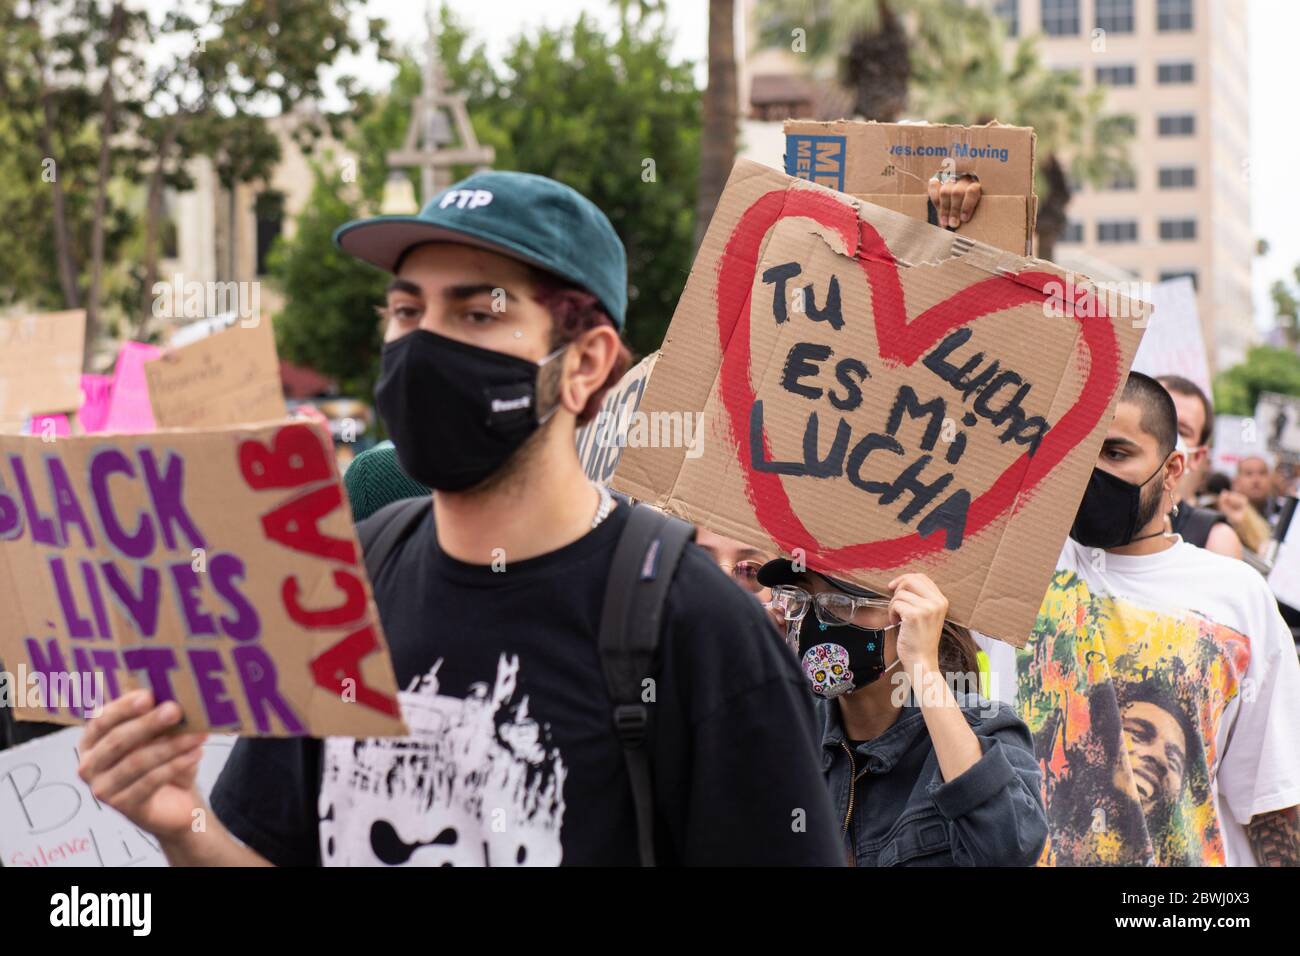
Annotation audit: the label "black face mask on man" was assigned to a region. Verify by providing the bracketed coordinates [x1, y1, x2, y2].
[795, 613, 898, 699]
[374, 329, 564, 491]
[1069, 456, 1171, 549]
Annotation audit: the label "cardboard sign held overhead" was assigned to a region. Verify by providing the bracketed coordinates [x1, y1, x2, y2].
[1254, 391, 1300, 458]
[575, 352, 662, 485]
[1129, 276, 1212, 397]
[0, 311, 87, 423]
[0, 420, 407, 737]
[613, 160, 1148, 645]
[145, 319, 288, 428]
[784, 120, 1037, 256]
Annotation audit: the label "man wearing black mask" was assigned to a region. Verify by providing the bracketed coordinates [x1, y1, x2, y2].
[76, 170, 842, 866]
[1015, 372, 1300, 866]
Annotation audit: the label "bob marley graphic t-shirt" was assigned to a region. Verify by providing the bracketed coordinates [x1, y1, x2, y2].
[209, 501, 842, 866]
[1015, 537, 1300, 866]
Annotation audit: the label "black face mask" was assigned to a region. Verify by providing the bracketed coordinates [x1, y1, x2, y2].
[1070, 458, 1168, 549]
[374, 330, 562, 492]
[794, 613, 896, 699]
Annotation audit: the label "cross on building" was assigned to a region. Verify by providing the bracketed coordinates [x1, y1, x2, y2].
[385, 7, 494, 209]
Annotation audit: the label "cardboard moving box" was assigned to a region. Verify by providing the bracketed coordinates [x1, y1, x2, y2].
[784, 120, 1037, 256]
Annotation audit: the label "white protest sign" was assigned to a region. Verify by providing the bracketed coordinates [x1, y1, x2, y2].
[1130, 277, 1211, 397]
[1254, 392, 1300, 457]
[1211, 415, 1273, 476]
[0, 727, 233, 868]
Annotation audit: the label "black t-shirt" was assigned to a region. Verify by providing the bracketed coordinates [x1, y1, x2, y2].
[1170, 502, 1227, 549]
[210, 501, 842, 866]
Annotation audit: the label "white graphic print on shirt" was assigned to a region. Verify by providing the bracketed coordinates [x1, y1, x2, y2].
[318, 654, 567, 866]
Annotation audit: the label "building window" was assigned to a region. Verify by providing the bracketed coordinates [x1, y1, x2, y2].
[1061, 221, 1084, 243]
[1157, 61, 1195, 84]
[992, 0, 1019, 37]
[1159, 218, 1197, 240]
[1095, 0, 1135, 33]
[1095, 64, 1136, 86]
[1158, 113, 1195, 136]
[1158, 0, 1193, 31]
[1159, 269, 1198, 290]
[255, 190, 286, 277]
[1158, 166, 1196, 189]
[1107, 168, 1137, 190]
[1041, 0, 1079, 36]
[1097, 220, 1138, 243]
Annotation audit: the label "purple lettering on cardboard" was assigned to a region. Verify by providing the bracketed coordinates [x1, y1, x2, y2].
[88, 448, 155, 560]
[188, 648, 240, 727]
[120, 646, 181, 704]
[101, 561, 161, 639]
[209, 553, 260, 642]
[10, 455, 58, 546]
[22, 636, 69, 715]
[78, 559, 111, 639]
[46, 456, 96, 548]
[90, 648, 124, 699]
[48, 555, 94, 639]
[167, 562, 217, 637]
[233, 645, 305, 734]
[0, 478, 22, 540]
[139, 450, 206, 553]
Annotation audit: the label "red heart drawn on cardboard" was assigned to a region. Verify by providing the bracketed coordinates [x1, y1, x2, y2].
[715, 188, 1122, 572]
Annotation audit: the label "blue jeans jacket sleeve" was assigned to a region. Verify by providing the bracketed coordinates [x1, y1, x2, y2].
[926, 702, 1048, 866]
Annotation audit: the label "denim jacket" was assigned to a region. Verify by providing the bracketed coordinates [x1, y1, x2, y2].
[817, 693, 1047, 866]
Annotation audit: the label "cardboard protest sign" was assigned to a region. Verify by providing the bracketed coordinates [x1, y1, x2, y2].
[574, 352, 662, 485]
[784, 121, 1037, 255]
[1129, 277, 1212, 397]
[0, 420, 407, 736]
[0, 311, 87, 423]
[1254, 391, 1300, 457]
[145, 319, 287, 428]
[1210, 415, 1272, 475]
[104, 341, 161, 433]
[0, 726, 233, 868]
[613, 160, 1148, 644]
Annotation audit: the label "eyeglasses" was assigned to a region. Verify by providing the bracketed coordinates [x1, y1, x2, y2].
[718, 560, 765, 594]
[765, 585, 895, 630]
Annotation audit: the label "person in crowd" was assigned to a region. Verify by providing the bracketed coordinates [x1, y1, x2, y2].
[342, 439, 430, 522]
[76, 170, 843, 867]
[759, 560, 1047, 866]
[1236, 452, 1282, 525]
[694, 528, 773, 604]
[1017, 372, 1300, 866]
[1155, 375, 1242, 557]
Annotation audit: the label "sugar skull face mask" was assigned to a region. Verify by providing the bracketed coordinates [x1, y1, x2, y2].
[795, 613, 898, 699]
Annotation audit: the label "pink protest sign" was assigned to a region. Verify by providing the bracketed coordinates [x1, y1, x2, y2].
[78, 374, 113, 434]
[103, 342, 161, 433]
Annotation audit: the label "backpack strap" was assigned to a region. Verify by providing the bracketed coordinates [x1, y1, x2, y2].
[359, 497, 431, 583]
[597, 504, 695, 867]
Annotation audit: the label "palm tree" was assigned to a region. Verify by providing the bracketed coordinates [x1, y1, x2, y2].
[695, 0, 738, 248]
[757, 0, 938, 121]
[909, 0, 1133, 260]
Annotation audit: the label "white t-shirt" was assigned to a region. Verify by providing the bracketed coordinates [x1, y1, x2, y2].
[1013, 536, 1300, 866]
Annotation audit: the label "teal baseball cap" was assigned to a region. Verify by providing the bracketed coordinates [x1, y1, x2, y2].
[333, 170, 628, 329]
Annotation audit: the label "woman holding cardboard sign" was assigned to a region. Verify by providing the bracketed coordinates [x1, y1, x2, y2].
[759, 559, 1047, 867]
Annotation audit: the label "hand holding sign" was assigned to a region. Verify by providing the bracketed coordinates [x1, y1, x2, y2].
[0, 420, 406, 736]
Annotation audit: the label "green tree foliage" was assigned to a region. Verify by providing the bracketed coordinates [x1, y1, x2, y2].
[268, 162, 388, 399]
[1213, 346, 1300, 417]
[1268, 264, 1300, 350]
[275, 5, 701, 387]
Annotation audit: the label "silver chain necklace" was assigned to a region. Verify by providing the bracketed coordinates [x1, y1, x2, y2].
[591, 482, 614, 528]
